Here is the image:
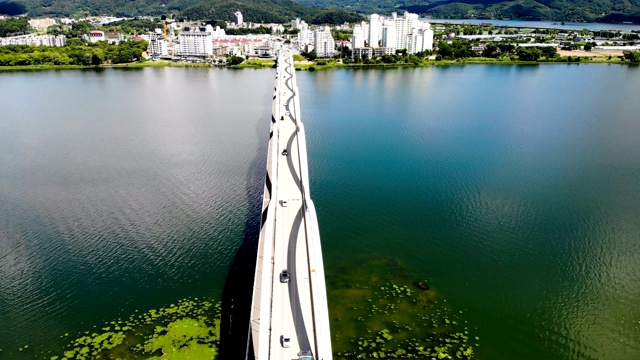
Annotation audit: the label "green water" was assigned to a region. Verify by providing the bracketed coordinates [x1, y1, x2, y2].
[297, 65, 640, 360]
[1, 65, 639, 359]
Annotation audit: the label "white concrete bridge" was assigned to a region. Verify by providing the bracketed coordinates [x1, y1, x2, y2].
[247, 49, 332, 360]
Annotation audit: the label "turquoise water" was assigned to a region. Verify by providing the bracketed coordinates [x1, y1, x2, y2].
[1, 65, 640, 359]
[297, 65, 640, 359]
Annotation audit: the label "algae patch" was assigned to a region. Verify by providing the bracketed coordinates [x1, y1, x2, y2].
[329, 257, 477, 359]
[51, 298, 221, 359]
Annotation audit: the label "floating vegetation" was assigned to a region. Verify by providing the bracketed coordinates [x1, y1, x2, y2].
[50, 298, 221, 359]
[329, 257, 478, 359]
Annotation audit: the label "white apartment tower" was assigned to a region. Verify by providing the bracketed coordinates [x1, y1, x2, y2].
[423, 25, 434, 51]
[367, 11, 434, 53]
[406, 22, 434, 53]
[351, 24, 365, 48]
[381, 19, 396, 50]
[177, 25, 213, 57]
[211, 26, 226, 40]
[369, 14, 381, 48]
[360, 21, 370, 45]
[298, 28, 313, 46]
[148, 33, 168, 56]
[314, 26, 336, 58]
[234, 11, 243, 26]
[392, 12, 420, 50]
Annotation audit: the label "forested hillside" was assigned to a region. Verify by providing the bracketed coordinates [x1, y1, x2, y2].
[0, 0, 364, 24]
[297, 0, 640, 23]
[2, 0, 638, 23]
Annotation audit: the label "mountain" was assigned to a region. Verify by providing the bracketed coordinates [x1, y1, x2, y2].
[0, 0, 364, 24]
[296, 0, 640, 23]
[3, 0, 638, 24]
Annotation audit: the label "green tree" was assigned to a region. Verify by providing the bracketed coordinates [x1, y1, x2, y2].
[227, 55, 245, 65]
[517, 47, 543, 61]
[540, 46, 557, 59]
[625, 50, 640, 63]
[301, 51, 316, 61]
[69, 21, 93, 38]
[0, 17, 29, 37]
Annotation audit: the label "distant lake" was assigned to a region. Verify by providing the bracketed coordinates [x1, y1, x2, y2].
[1, 64, 640, 359]
[425, 18, 640, 31]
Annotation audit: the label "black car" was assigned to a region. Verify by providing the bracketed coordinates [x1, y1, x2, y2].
[280, 269, 290, 283]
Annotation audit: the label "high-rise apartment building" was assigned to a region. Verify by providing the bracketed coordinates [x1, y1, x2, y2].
[177, 25, 213, 57]
[352, 24, 365, 48]
[299, 29, 313, 47]
[313, 26, 335, 58]
[381, 19, 396, 50]
[369, 14, 381, 48]
[367, 11, 433, 53]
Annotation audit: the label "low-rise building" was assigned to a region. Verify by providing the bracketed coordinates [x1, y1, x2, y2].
[105, 32, 124, 44]
[89, 30, 106, 43]
[0, 34, 66, 47]
[353, 47, 373, 58]
[28, 18, 56, 31]
[374, 47, 395, 56]
[470, 45, 485, 54]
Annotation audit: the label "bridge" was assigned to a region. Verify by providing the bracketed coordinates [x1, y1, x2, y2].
[246, 50, 332, 360]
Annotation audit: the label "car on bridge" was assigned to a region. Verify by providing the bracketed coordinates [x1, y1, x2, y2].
[280, 334, 291, 348]
[280, 269, 290, 283]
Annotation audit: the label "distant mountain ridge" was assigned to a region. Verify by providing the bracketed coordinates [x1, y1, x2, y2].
[0, 0, 364, 25]
[296, 0, 640, 23]
[2, 0, 639, 23]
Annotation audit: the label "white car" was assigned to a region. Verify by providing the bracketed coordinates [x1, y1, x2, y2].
[281, 334, 291, 348]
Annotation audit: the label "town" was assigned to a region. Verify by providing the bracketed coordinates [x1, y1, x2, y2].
[1, 11, 639, 67]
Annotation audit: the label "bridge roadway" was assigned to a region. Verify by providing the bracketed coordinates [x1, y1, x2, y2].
[247, 49, 332, 360]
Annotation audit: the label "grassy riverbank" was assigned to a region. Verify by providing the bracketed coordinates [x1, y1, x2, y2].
[1, 56, 635, 72]
[295, 56, 631, 71]
[0, 60, 222, 72]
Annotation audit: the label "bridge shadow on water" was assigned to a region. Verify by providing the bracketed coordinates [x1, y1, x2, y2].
[219, 108, 270, 359]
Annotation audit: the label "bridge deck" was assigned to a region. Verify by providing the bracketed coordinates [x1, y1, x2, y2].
[248, 50, 332, 360]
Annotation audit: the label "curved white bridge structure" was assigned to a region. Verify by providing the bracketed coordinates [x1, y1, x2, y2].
[247, 50, 332, 360]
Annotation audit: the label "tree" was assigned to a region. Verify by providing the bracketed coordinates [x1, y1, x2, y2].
[69, 21, 93, 38]
[0, 17, 29, 37]
[517, 47, 543, 61]
[91, 53, 103, 66]
[583, 44, 592, 51]
[625, 50, 640, 63]
[227, 55, 245, 65]
[540, 46, 557, 59]
[482, 43, 499, 58]
[302, 51, 316, 61]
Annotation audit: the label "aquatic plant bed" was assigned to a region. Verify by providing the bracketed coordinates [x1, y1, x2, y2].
[329, 258, 478, 359]
[49, 298, 221, 359]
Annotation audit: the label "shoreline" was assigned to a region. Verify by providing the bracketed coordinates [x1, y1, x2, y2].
[1, 57, 636, 72]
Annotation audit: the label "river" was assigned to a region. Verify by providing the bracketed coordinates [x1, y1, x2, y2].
[425, 18, 640, 31]
[1, 64, 639, 359]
